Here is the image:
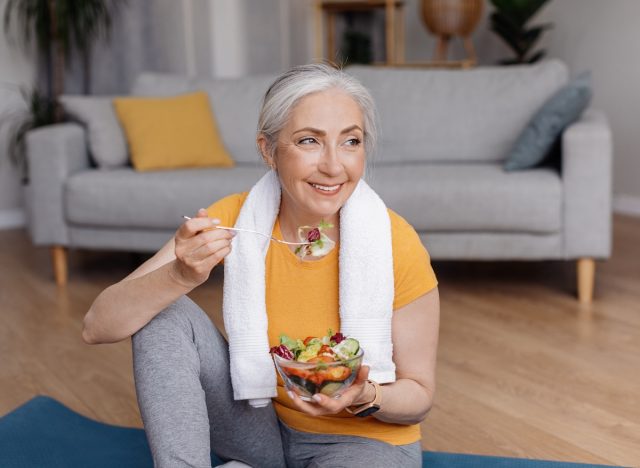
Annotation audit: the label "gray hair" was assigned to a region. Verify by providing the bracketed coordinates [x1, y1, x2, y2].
[257, 63, 378, 161]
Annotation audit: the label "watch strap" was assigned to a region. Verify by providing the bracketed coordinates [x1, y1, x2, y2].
[346, 380, 382, 417]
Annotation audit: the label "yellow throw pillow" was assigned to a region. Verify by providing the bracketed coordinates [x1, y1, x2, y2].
[113, 91, 235, 171]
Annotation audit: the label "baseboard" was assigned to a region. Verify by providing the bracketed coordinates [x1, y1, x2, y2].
[613, 195, 640, 217]
[0, 208, 26, 230]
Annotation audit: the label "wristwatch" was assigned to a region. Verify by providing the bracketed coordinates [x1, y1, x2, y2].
[346, 380, 382, 418]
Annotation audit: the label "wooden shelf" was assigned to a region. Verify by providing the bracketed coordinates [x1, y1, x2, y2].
[315, 0, 405, 65]
[319, 0, 403, 12]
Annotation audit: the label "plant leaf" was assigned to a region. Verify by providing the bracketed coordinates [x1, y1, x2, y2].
[489, 1, 553, 65]
[0, 87, 57, 182]
[490, 0, 551, 26]
[527, 49, 547, 63]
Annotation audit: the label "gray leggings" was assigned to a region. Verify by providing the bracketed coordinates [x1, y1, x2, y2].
[132, 296, 421, 468]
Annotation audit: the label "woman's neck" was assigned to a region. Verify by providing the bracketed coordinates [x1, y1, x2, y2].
[278, 200, 340, 245]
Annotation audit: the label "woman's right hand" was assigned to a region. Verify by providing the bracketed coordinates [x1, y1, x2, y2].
[170, 208, 235, 289]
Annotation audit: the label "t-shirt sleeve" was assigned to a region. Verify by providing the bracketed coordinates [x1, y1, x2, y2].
[205, 192, 248, 227]
[204, 193, 247, 265]
[390, 209, 438, 310]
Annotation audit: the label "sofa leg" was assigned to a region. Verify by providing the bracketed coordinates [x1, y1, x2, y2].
[577, 258, 595, 304]
[51, 246, 68, 286]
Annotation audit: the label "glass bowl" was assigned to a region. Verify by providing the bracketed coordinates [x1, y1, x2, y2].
[272, 348, 364, 401]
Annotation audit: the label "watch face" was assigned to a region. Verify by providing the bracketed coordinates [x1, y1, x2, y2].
[355, 405, 380, 418]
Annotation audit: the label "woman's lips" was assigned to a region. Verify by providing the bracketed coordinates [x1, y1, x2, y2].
[309, 182, 343, 196]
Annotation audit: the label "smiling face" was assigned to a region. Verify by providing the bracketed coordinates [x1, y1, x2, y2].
[258, 88, 366, 227]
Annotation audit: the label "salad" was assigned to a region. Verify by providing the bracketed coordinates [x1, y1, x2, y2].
[294, 220, 336, 260]
[270, 330, 361, 397]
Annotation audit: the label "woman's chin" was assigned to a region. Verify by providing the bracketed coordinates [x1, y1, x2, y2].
[308, 195, 348, 216]
[309, 184, 354, 209]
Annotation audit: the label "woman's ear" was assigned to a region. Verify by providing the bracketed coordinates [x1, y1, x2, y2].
[257, 135, 276, 170]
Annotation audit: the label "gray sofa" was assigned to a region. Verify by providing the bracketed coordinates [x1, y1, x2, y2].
[25, 59, 612, 302]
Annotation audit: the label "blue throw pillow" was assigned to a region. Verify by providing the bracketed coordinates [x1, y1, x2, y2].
[504, 71, 592, 171]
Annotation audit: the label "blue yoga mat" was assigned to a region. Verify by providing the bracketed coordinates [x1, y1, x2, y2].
[0, 396, 618, 468]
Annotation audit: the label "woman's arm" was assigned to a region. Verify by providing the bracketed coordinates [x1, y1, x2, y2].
[82, 210, 234, 344]
[285, 287, 440, 424]
[369, 286, 440, 424]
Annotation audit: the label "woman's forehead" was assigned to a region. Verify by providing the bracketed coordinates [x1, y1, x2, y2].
[286, 90, 363, 129]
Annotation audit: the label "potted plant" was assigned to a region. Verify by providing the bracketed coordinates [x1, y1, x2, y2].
[489, 0, 553, 65]
[1, 0, 125, 181]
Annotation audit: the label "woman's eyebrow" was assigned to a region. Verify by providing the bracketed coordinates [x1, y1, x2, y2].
[340, 125, 363, 134]
[293, 125, 363, 136]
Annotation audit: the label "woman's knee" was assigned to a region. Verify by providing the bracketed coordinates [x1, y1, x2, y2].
[132, 295, 207, 347]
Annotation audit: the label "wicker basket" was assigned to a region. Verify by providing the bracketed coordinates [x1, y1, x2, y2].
[421, 0, 483, 36]
[420, 0, 483, 62]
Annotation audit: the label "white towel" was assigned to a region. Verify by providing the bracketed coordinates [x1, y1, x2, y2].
[223, 170, 395, 408]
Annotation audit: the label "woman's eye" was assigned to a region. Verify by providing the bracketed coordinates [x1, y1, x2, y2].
[298, 137, 317, 145]
[345, 138, 361, 146]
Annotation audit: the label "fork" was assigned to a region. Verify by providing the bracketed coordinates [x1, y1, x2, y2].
[182, 216, 311, 246]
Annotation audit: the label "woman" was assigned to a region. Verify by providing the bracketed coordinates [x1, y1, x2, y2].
[83, 63, 440, 468]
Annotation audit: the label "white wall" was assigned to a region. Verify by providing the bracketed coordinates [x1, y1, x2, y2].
[245, 0, 285, 74]
[191, 0, 213, 77]
[149, 0, 189, 75]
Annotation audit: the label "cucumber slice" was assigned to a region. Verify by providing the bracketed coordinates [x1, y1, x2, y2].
[345, 358, 360, 371]
[342, 338, 359, 355]
[332, 338, 360, 359]
[319, 381, 344, 396]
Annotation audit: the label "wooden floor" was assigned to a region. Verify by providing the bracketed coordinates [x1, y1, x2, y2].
[1, 216, 639, 466]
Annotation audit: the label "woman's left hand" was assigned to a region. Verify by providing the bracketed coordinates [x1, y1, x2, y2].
[286, 365, 373, 416]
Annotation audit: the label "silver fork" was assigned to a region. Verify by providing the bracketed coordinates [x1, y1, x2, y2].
[182, 216, 311, 246]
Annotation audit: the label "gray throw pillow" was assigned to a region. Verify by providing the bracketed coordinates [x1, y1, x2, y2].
[59, 95, 128, 168]
[504, 71, 592, 171]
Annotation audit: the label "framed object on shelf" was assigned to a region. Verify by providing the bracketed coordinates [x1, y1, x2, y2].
[314, 0, 406, 65]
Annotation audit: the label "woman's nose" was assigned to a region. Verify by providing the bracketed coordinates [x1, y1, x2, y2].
[318, 145, 342, 176]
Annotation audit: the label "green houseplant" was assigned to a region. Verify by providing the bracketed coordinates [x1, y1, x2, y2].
[489, 0, 553, 65]
[1, 0, 125, 180]
[341, 13, 372, 66]
[0, 86, 56, 183]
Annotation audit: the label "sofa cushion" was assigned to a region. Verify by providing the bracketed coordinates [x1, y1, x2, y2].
[113, 91, 235, 171]
[347, 59, 569, 164]
[193, 75, 277, 165]
[504, 71, 592, 171]
[65, 165, 268, 229]
[131, 73, 276, 165]
[370, 163, 562, 233]
[59, 95, 128, 168]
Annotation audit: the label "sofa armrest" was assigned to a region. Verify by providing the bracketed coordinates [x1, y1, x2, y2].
[25, 123, 90, 246]
[562, 109, 613, 259]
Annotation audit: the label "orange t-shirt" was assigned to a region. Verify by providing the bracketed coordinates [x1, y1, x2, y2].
[207, 192, 438, 445]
